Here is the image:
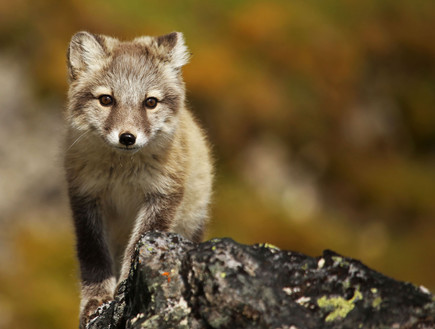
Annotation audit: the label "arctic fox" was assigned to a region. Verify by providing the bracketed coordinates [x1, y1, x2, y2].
[64, 31, 213, 327]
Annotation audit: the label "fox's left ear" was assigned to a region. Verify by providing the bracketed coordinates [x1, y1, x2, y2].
[157, 32, 190, 69]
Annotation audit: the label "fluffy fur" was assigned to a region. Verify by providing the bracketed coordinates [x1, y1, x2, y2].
[64, 31, 212, 327]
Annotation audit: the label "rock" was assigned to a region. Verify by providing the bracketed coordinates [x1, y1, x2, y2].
[87, 231, 435, 329]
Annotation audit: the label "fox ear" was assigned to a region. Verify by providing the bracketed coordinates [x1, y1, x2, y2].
[67, 31, 108, 80]
[157, 32, 190, 69]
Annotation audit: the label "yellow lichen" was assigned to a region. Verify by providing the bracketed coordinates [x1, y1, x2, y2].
[259, 243, 279, 250]
[317, 290, 363, 322]
[372, 296, 382, 308]
[331, 255, 350, 267]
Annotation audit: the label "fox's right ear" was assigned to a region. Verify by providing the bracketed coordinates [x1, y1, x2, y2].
[67, 32, 108, 81]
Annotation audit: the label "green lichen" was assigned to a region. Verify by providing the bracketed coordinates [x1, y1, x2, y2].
[259, 243, 279, 250]
[331, 255, 350, 267]
[301, 263, 309, 271]
[372, 296, 382, 308]
[220, 272, 226, 279]
[341, 280, 351, 290]
[208, 312, 231, 328]
[317, 289, 363, 322]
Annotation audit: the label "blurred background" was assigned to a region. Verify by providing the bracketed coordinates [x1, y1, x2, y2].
[0, 0, 434, 328]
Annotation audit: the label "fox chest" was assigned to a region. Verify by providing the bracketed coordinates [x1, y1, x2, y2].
[72, 154, 164, 195]
[98, 170, 153, 272]
[101, 183, 141, 266]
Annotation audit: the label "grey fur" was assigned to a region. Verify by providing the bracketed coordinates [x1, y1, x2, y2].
[64, 31, 213, 328]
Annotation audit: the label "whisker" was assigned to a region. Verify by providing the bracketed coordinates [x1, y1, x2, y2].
[67, 131, 89, 151]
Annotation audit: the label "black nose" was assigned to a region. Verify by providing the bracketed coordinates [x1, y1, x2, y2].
[119, 133, 136, 146]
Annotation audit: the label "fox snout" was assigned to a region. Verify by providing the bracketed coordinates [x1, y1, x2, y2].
[105, 128, 146, 151]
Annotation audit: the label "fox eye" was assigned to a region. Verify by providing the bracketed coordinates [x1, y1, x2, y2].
[98, 95, 114, 106]
[144, 97, 158, 109]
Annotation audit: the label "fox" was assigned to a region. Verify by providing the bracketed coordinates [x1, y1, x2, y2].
[64, 31, 213, 327]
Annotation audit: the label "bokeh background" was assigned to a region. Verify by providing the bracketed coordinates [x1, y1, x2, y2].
[0, 0, 434, 328]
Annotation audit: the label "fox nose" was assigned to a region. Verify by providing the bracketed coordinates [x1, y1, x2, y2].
[119, 132, 136, 146]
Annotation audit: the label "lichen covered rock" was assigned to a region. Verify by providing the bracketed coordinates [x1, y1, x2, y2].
[87, 232, 435, 329]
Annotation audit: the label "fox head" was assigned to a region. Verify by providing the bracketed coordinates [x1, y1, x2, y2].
[66, 31, 190, 153]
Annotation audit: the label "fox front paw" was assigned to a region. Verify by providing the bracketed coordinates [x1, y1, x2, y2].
[79, 296, 112, 328]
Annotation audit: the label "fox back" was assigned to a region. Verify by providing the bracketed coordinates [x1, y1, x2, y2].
[64, 31, 212, 327]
